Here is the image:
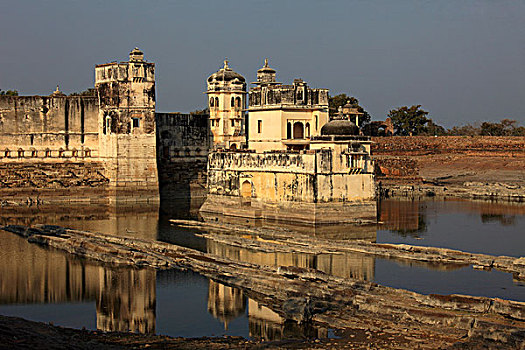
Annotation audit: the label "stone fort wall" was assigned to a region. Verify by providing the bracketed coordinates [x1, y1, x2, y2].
[0, 95, 99, 158]
[0, 94, 213, 204]
[156, 113, 210, 210]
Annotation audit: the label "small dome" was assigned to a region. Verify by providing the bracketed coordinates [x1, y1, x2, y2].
[129, 47, 144, 62]
[208, 60, 245, 83]
[320, 119, 359, 136]
[257, 58, 275, 73]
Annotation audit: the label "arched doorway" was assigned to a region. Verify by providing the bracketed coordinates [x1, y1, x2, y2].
[230, 143, 237, 150]
[241, 180, 252, 198]
[293, 122, 304, 139]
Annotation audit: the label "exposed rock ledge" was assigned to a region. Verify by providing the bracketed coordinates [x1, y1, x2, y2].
[378, 181, 525, 202]
[171, 219, 525, 281]
[2, 224, 525, 349]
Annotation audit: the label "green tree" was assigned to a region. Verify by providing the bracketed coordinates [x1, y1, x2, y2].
[447, 123, 481, 136]
[388, 105, 429, 136]
[480, 121, 505, 136]
[69, 88, 96, 96]
[0, 89, 19, 96]
[328, 93, 371, 125]
[424, 119, 446, 136]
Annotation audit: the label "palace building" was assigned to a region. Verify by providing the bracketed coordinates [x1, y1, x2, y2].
[247, 59, 329, 152]
[201, 59, 376, 225]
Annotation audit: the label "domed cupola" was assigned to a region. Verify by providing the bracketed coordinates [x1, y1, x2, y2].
[207, 60, 246, 84]
[254, 59, 280, 85]
[320, 119, 359, 136]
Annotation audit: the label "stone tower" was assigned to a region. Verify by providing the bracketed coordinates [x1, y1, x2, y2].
[206, 60, 247, 150]
[95, 48, 159, 202]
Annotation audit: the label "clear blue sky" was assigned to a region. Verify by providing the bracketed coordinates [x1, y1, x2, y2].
[1, 0, 524, 127]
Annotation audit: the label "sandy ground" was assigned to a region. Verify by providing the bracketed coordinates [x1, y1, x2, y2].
[417, 154, 525, 185]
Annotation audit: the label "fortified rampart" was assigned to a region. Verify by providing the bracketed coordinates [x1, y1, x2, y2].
[0, 49, 163, 204]
[0, 95, 99, 157]
[156, 113, 210, 210]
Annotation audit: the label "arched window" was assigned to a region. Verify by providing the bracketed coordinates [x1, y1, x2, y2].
[231, 97, 235, 107]
[45, 148, 51, 157]
[293, 122, 304, 139]
[315, 115, 318, 130]
[235, 97, 241, 108]
[215, 97, 219, 108]
[287, 122, 292, 139]
[17, 148, 24, 158]
[210, 97, 214, 107]
[306, 122, 310, 138]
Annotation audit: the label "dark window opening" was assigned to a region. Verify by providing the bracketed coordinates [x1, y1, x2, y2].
[257, 120, 262, 133]
[293, 122, 304, 139]
[132, 118, 140, 128]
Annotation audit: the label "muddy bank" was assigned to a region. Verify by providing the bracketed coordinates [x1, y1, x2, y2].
[372, 136, 525, 201]
[0, 315, 258, 349]
[2, 224, 525, 349]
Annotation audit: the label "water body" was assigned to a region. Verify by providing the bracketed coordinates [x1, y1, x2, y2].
[0, 198, 523, 338]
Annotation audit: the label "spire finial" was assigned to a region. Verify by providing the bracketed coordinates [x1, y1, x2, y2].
[223, 58, 229, 69]
[56, 84, 60, 92]
[264, 58, 268, 67]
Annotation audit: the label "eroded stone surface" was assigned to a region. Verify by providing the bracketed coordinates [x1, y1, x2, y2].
[2, 224, 525, 348]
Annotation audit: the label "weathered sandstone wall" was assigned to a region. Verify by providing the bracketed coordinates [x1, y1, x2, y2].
[207, 150, 375, 203]
[0, 96, 99, 157]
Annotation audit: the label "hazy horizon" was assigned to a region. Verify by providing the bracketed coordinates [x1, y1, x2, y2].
[1, 0, 523, 128]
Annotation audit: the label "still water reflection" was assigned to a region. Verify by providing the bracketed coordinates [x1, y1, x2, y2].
[0, 198, 524, 337]
[377, 198, 525, 257]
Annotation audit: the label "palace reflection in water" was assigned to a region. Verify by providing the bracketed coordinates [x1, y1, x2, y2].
[0, 230, 156, 333]
[1, 197, 523, 337]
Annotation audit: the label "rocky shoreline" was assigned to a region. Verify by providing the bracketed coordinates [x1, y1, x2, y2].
[2, 224, 525, 349]
[378, 180, 525, 202]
